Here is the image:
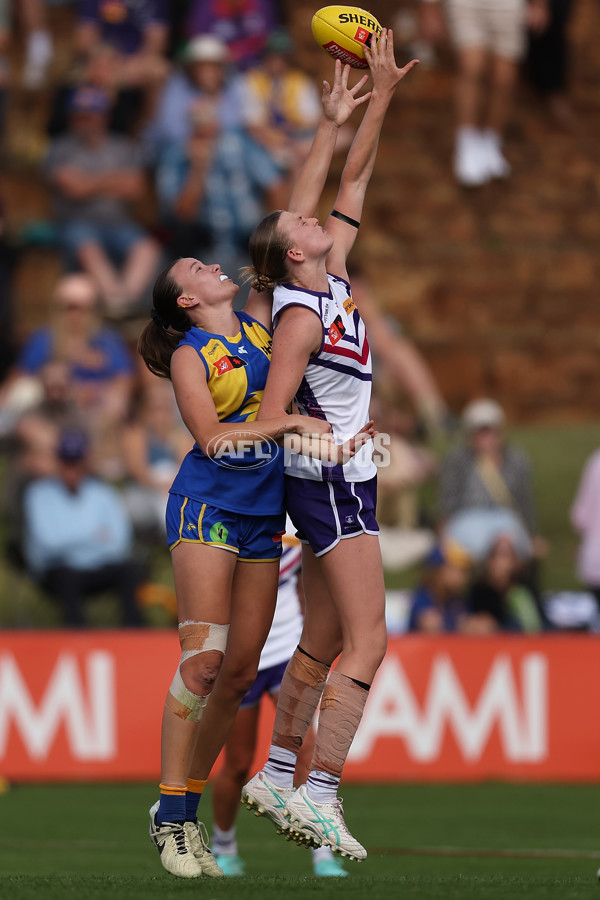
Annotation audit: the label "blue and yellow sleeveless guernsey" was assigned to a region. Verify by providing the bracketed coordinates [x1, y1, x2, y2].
[169, 311, 284, 516]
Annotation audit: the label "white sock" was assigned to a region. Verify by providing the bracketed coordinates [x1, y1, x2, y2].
[211, 824, 237, 856]
[306, 769, 340, 803]
[262, 745, 297, 788]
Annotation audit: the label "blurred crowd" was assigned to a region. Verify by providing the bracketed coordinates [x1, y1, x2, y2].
[0, 1, 591, 631]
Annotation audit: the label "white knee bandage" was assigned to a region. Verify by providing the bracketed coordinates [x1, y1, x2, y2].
[166, 621, 229, 722]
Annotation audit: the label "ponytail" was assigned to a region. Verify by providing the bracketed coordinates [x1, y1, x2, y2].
[137, 262, 192, 379]
[246, 210, 291, 292]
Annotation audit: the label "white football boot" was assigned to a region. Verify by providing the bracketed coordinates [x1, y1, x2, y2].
[184, 819, 224, 877]
[284, 785, 367, 861]
[148, 801, 203, 878]
[241, 771, 294, 833]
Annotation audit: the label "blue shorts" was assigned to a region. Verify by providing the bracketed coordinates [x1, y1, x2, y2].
[285, 475, 379, 557]
[240, 659, 289, 709]
[166, 494, 285, 561]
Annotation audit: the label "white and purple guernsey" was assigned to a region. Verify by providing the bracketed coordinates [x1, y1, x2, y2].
[272, 272, 376, 483]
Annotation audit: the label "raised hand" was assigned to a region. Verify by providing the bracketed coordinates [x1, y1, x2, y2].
[363, 28, 419, 95]
[322, 59, 371, 127]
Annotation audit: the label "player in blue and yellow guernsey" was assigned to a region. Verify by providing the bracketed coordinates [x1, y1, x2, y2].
[137, 256, 330, 880]
[168, 308, 283, 523]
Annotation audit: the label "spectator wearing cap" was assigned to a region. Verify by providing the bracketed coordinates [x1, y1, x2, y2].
[144, 35, 245, 156]
[237, 30, 322, 183]
[438, 398, 547, 566]
[22, 428, 145, 627]
[44, 84, 161, 316]
[146, 34, 286, 306]
[407, 540, 474, 632]
[185, 0, 280, 72]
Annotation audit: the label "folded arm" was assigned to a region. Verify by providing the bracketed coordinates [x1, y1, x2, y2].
[170, 346, 306, 455]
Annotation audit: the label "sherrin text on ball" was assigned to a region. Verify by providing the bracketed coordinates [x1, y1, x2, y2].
[311, 5, 382, 69]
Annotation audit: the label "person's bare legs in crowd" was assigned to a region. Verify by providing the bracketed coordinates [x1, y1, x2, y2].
[121, 237, 162, 307]
[77, 237, 160, 313]
[77, 240, 125, 309]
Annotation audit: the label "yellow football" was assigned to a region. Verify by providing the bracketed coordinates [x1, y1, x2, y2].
[311, 5, 382, 69]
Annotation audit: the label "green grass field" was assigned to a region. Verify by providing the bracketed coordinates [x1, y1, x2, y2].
[1, 782, 599, 899]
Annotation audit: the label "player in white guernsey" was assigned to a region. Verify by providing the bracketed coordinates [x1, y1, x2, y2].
[242, 34, 419, 860]
[210, 522, 347, 877]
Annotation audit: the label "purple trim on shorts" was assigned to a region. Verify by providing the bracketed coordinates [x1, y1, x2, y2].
[285, 475, 378, 557]
[240, 659, 289, 708]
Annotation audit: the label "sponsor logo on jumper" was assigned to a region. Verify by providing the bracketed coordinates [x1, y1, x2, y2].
[328, 315, 346, 345]
[343, 296, 356, 315]
[238, 345, 248, 354]
[206, 429, 277, 469]
[214, 354, 247, 375]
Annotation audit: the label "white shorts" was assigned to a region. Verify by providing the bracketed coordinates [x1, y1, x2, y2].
[445, 0, 527, 60]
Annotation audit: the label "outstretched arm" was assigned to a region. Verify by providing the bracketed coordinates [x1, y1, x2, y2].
[326, 30, 419, 275]
[288, 60, 371, 217]
[245, 63, 371, 330]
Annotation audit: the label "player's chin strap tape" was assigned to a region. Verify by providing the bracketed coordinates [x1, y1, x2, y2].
[331, 209, 360, 230]
[165, 621, 229, 722]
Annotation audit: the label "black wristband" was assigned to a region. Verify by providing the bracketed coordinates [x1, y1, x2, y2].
[331, 209, 360, 229]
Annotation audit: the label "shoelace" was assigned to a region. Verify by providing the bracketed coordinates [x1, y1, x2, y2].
[318, 796, 357, 842]
[332, 799, 353, 838]
[196, 821, 211, 854]
[153, 820, 189, 856]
